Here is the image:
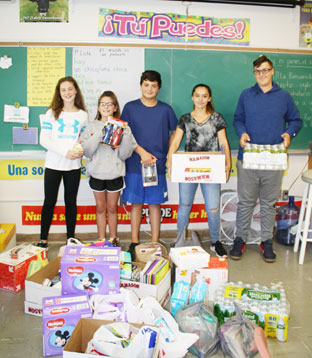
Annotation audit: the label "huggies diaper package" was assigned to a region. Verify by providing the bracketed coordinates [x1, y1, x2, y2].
[42, 294, 92, 356]
[61, 246, 120, 296]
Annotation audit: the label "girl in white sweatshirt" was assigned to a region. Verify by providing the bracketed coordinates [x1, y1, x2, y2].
[36, 77, 88, 248]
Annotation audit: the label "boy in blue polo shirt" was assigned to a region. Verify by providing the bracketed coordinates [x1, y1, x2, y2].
[121, 70, 177, 257]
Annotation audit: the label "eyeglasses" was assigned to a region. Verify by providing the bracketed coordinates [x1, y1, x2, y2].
[253, 68, 272, 76]
[99, 102, 115, 108]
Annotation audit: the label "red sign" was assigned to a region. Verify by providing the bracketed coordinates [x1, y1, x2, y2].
[22, 204, 209, 226]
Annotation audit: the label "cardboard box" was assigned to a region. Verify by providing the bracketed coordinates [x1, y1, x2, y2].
[63, 318, 159, 358]
[0, 244, 47, 293]
[171, 151, 225, 183]
[120, 269, 171, 307]
[0, 223, 16, 252]
[170, 246, 210, 270]
[175, 257, 228, 301]
[24, 256, 62, 316]
[61, 246, 120, 296]
[42, 294, 92, 357]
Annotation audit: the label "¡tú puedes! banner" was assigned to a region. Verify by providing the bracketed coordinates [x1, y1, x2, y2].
[98, 9, 250, 46]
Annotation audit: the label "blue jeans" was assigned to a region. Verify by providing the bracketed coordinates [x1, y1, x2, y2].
[177, 182, 221, 243]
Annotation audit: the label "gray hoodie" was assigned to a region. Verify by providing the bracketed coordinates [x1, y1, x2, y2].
[80, 119, 137, 180]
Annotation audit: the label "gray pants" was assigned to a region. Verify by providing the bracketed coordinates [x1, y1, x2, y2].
[235, 160, 283, 242]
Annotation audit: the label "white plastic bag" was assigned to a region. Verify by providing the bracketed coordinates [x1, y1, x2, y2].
[135, 296, 199, 358]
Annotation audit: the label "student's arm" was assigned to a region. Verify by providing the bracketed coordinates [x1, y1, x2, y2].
[134, 145, 157, 165]
[233, 92, 250, 147]
[167, 128, 184, 180]
[218, 128, 231, 182]
[169, 130, 176, 146]
[283, 93, 302, 148]
[79, 122, 103, 159]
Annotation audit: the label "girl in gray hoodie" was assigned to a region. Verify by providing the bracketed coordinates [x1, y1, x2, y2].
[80, 91, 137, 242]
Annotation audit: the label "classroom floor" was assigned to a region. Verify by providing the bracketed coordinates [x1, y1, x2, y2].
[0, 231, 311, 358]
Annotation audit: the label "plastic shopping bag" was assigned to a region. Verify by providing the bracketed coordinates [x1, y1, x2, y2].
[175, 302, 220, 357]
[218, 303, 271, 358]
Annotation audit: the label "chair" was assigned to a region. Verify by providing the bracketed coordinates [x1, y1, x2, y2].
[294, 170, 312, 264]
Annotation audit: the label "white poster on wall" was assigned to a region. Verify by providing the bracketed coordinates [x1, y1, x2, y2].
[73, 47, 144, 120]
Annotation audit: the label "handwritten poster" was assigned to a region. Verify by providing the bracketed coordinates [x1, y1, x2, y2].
[27, 47, 66, 106]
[72, 47, 144, 119]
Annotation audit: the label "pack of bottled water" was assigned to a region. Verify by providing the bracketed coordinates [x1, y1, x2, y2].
[213, 281, 289, 342]
[243, 143, 287, 170]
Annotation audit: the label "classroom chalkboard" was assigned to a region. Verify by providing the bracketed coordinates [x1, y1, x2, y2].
[0, 45, 311, 152]
[146, 48, 312, 151]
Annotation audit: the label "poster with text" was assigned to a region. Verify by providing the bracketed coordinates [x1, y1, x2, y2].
[20, 0, 69, 23]
[299, 0, 312, 48]
[73, 47, 144, 119]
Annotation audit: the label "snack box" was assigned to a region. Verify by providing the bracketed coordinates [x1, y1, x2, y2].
[61, 246, 120, 296]
[175, 257, 228, 301]
[0, 223, 16, 253]
[171, 151, 226, 183]
[0, 244, 47, 293]
[42, 294, 92, 357]
[24, 256, 62, 316]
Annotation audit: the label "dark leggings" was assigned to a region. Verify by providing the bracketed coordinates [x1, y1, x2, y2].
[40, 167, 81, 241]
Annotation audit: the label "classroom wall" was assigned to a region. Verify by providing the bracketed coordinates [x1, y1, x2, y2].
[0, 0, 309, 235]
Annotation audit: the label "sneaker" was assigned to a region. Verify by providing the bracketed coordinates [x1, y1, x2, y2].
[35, 241, 48, 249]
[109, 238, 120, 247]
[211, 240, 227, 257]
[67, 237, 83, 246]
[229, 237, 246, 260]
[128, 242, 139, 261]
[260, 240, 276, 263]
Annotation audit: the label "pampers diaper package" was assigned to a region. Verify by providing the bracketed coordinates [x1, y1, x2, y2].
[61, 246, 120, 296]
[42, 294, 92, 356]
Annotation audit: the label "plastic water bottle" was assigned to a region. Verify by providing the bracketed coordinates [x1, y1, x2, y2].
[275, 196, 300, 246]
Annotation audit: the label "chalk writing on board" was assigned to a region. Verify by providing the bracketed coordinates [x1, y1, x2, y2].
[27, 47, 66, 107]
[274, 56, 312, 127]
[73, 47, 144, 119]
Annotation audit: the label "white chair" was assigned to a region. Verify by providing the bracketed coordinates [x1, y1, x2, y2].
[294, 170, 312, 264]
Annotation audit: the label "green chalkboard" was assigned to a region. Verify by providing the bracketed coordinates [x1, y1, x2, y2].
[0, 47, 72, 152]
[0, 46, 311, 152]
[145, 48, 312, 150]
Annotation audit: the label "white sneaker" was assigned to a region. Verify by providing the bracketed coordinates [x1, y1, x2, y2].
[67, 237, 83, 246]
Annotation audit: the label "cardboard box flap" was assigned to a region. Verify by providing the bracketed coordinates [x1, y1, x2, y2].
[27, 256, 61, 284]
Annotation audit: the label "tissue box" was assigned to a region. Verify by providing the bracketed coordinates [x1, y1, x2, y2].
[0, 224, 16, 253]
[42, 294, 92, 357]
[25, 256, 62, 317]
[171, 151, 225, 183]
[170, 246, 210, 270]
[0, 244, 47, 293]
[61, 246, 120, 296]
[175, 257, 228, 301]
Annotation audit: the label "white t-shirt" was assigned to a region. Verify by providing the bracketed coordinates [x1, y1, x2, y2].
[40, 109, 88, 171]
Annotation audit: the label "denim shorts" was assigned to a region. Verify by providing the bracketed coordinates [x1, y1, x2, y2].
[122, 173, 168, 204]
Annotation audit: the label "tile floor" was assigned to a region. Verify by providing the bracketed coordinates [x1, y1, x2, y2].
[0, 231, 311, 358]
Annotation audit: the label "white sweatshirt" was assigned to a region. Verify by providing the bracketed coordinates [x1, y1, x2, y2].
[40, 109, 88, 171]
